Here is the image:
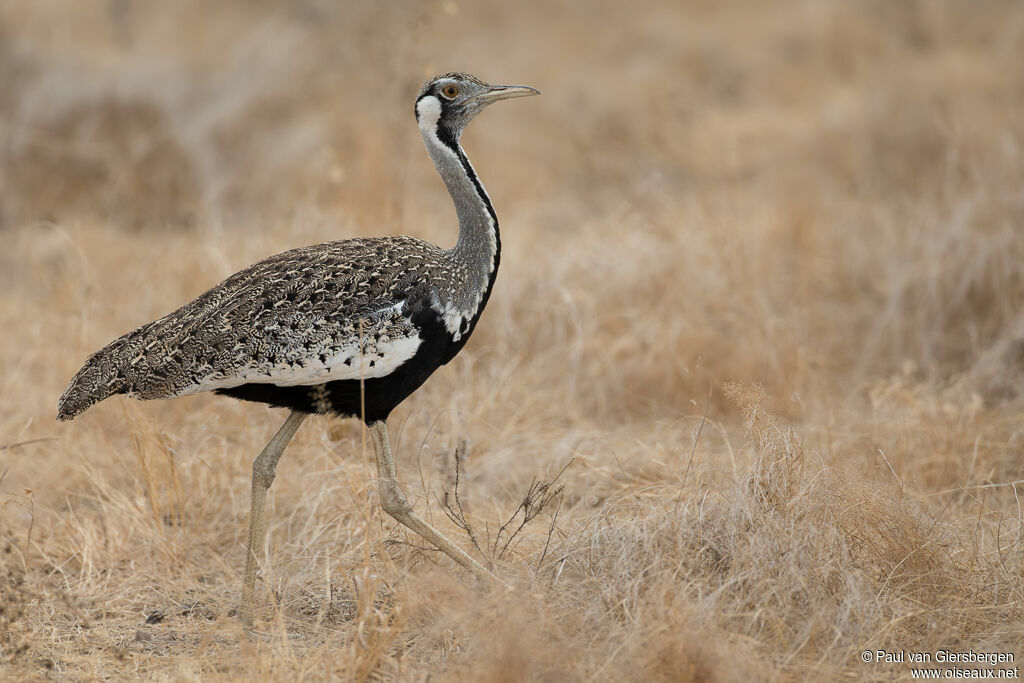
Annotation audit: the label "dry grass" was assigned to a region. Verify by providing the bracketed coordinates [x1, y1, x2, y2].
[2, 0, 1024, 680]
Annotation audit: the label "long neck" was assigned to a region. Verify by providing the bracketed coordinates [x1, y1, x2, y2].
[419, 117, 501, 340]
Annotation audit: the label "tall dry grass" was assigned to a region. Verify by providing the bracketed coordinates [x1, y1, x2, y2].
[2, 0, 1024, 680]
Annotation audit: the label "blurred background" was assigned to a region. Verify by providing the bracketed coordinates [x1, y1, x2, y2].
[4, 0, 1023, 417]
[2, 1, 1024, 678]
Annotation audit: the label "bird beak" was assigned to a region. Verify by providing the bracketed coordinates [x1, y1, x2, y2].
[471, 84, 541, 104]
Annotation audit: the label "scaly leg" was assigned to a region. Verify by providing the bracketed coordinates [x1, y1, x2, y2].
[241, 410, 308, 626]
[368, 420, 495, 579]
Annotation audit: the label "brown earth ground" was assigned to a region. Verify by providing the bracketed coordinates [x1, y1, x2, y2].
[2, 1, 1024, 680]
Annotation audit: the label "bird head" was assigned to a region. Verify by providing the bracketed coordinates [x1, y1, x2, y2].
[415, 72, 539, 147]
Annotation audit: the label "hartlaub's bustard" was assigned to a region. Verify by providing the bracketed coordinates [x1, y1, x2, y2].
[57, 73, 538, 621]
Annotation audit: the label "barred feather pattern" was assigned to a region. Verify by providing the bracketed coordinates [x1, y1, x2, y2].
[57, 236, 480, 421]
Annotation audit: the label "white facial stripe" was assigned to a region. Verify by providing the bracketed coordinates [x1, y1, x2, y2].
[415, 91, 498, 343]
[416, 95, 442, 131]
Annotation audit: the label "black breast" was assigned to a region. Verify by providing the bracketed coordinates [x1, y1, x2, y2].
[215, 297, 465, 423]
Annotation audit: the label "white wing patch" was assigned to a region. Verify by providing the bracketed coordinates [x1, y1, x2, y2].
[432, 294, 468, 341]
[244, 333, 422, 387]
[176, 303, 423, 396]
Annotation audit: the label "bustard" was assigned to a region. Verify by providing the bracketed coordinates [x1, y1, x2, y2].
[57, 73, 538, 622]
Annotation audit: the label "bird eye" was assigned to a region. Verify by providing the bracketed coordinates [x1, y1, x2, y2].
[441, 84, 459, 99]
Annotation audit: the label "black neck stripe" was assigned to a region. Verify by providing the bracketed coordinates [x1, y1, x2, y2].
[435, 123, 499, 227]
[433, 120, 501, 337]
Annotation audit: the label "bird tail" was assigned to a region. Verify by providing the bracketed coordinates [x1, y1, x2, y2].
[57, 351, 127, 421]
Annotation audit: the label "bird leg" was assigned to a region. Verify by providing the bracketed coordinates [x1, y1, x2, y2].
[368, 420, 495, 579]
[241, 409, 308, 626]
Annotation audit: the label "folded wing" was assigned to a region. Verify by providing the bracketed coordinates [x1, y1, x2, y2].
[57, 236, 447, 420]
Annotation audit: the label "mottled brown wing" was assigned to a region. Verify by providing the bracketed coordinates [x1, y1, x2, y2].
[57, 236, 453, 420]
